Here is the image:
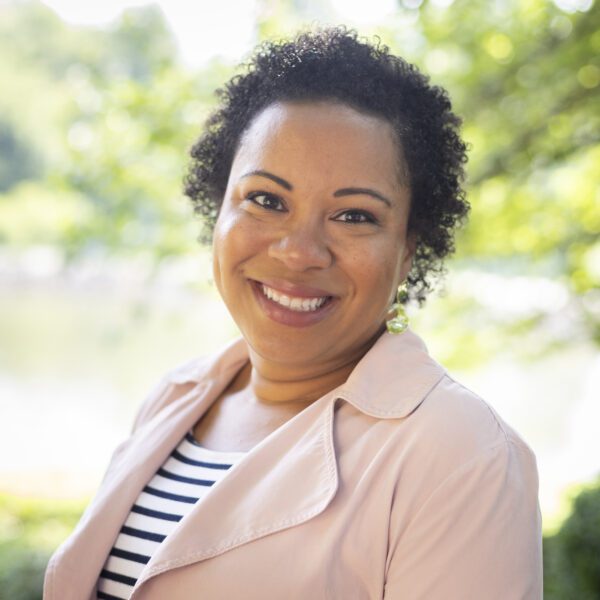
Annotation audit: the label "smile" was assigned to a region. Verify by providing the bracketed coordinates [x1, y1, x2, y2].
[260, 283, 329, 312]
[249, 279, 336, 328]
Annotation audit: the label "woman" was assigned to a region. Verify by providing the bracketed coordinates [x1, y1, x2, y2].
[44, 28, 542, 599]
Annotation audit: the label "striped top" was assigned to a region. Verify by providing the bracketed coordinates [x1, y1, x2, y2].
[96, 431, 247, 600]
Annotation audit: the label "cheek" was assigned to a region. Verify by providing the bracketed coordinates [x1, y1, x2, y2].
[211, 212, 236, 293]
[212, 210, 264, 288]
[350, 241, 403, 291]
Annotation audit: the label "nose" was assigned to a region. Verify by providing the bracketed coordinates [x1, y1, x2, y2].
[268, 222, 333, 271]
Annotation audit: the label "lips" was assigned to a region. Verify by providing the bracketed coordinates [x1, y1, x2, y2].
[260, 282, 330, 312]
[249, 278, 337, 327]
[255, 278, 334, 299]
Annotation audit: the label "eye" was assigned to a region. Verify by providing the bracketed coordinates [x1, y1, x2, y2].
[334, 210, 378, 225]
[246, 191, 286, 211]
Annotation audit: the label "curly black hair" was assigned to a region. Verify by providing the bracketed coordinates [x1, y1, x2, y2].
[184, 26, 469, 304]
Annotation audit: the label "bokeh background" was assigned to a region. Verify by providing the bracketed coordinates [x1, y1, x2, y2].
[1, 0, 599, 597]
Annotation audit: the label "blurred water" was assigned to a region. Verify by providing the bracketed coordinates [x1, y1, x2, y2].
[0, 269, 238, 498]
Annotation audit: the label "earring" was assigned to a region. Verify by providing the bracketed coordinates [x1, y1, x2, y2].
[386, 282, 409, 334]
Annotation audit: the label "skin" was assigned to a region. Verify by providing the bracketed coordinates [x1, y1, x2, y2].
[193, 101, 414, 451]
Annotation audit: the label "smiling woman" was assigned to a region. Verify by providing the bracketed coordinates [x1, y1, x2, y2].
[44, 27, 542, 600]
[212, 102, 413, 375]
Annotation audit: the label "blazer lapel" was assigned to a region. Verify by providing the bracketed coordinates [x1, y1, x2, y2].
[131, 390, 339, 596]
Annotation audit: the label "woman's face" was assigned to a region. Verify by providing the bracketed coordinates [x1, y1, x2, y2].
[212, 101, 414, 374]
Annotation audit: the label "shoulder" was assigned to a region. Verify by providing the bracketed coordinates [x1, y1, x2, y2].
[341, 329, 535, 458]
[396, 372, 539, 503]
[423, 372, 535, 459]
[338, 329, 537, 478]
[384, 375, 542, 598]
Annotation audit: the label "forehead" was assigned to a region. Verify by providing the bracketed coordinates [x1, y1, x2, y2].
[242, 101, 393, 138]
[232, 101, 406, 186]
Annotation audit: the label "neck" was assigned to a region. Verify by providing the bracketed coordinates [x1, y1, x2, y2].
[248, 359, 357, 407]
[240, 327, 384, 408]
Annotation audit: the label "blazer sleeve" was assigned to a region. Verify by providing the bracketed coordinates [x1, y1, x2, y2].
[383, 440, 542, 600]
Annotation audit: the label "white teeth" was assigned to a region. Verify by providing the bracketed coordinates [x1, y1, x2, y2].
[308, 297, 321, 310]
[261, 284, 328, 312]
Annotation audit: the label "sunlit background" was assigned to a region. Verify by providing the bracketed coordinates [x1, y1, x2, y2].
[1, 0, 599, 596]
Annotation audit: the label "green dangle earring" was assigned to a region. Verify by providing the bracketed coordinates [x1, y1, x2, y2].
[386, 282, 409, 334]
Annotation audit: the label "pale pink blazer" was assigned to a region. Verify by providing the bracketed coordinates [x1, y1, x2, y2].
[44, 330, 542, 599]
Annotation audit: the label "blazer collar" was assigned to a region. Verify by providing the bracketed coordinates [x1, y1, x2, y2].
[336, 328, 446, 418]
[168, 328, 446, 420]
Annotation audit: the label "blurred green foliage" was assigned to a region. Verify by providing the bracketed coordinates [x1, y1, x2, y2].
[2, 479, 600, 598]
[544, 478, 600, 599]
[0, 0, 230, 258]
[0, 493, 86, 600]
[0, 0, 598, 368]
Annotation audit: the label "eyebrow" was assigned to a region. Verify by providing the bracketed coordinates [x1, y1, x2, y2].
[240, 170, 292, 190]
[240, 170, 392, 207]
[333, 187, 391, 207]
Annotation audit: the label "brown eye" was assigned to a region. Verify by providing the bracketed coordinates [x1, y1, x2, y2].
[334, 210, 378, 224]
[246, 191, 286, 211]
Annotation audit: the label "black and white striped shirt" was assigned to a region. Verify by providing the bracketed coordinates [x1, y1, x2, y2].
[96, 431, 247, 600]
